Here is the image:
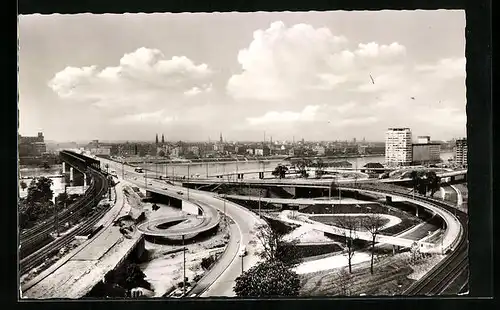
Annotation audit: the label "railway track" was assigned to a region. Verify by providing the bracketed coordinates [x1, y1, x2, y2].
[19, 166, 109, 275]
[344, 184, 469, 295]
[19, 200, 110, 275]
[19, 170, 102, 258]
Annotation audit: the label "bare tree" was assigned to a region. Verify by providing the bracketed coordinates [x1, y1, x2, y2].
[336, 267, 353, 296]
[337, 215, 359, 273]
[255, 224, 300, 267]
[362, 212, 386, 274]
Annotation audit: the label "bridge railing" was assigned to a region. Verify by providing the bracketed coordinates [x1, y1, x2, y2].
[340, 183, 464, 253]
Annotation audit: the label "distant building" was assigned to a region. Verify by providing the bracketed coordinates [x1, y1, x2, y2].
[417, 136, 431, 144]
[313, 145, 326, 156]
[171, 147, 181, 158]
[90, 147, 111, 157]
[254, 146, 270, 157]
[18, 132, 47, 156]
[358, 145, 367, 155]
[454, 138, 467, 167]
[246, 148, 254, 155]
[412, 143, 441, 165]
[361, 162, 385, 173]
[189, 146, 200, 156]
[385, 128, 413, 166]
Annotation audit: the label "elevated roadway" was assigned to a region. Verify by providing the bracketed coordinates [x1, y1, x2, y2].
[97, 157, 266, 297]
[338, 187, 462, 254]
[182, 168, 467, 188]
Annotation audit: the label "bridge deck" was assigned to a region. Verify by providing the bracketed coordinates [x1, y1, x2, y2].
[277, 210, 431, 248]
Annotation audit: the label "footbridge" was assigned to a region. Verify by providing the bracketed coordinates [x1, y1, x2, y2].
[277, 211, 433, 250]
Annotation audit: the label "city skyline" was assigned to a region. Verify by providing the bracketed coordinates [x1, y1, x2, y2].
[19, 11, 466, 142]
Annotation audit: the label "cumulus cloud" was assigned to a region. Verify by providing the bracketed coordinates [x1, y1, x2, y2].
[226, 21, 408, 101]
[415, 57, 466, 79]
[48, 47, 213, 108]
[247, 105, 320, 125]
[184, 84, 213, 96]
[110, 109, 173, 125]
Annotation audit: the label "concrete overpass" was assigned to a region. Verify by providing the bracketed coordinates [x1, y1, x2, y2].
[380, 169, 467, 184]
[183, 168, 467, 188]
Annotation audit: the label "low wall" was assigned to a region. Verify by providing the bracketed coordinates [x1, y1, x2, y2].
[182, 200, 202, 216]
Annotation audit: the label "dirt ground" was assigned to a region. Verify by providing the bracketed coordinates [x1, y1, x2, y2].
[136, 197, 230, 297]
[299, 250, 445, 296]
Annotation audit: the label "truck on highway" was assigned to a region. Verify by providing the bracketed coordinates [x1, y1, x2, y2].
[135, 168, 144, 173]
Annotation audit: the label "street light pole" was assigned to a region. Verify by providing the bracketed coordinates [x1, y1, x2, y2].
[241, 254, 244, 273]
[223, 194, 226, 227]
[145, 162, 148, 190]
[187, 164, 190, 200]
[258, 190, 262, 217]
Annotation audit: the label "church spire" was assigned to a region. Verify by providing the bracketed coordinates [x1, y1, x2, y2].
[161, 134, 165, 144]
[155, 133, 159, 145]
[220, 132, 223, 143]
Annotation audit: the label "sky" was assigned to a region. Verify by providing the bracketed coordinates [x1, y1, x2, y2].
[18, 10, 466, 143]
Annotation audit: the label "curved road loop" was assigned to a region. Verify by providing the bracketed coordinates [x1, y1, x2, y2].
[98, 157, 266, 297]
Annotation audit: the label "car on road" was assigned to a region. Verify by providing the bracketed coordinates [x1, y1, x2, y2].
[177, 191, 184, 195]
[168, 288, 185, 298]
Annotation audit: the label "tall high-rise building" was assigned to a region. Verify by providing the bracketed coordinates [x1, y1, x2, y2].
[385, 128, 413, 166]
[454, 138, 467, 166]
[220, 132, 223, 144]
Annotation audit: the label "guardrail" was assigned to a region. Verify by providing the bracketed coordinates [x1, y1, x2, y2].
[340, 184, 463, 254]
[339, 183, 468, 295]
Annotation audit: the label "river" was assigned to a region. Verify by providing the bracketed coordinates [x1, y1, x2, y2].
[18, 165, 67, 198]
[137, 152, 454, 178]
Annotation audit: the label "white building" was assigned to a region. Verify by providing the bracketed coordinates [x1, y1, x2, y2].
[313, 145, 325, 156]
[385, 128, 413, 166]
[454, 138, 467, 167]
[90, 147, 111, 156]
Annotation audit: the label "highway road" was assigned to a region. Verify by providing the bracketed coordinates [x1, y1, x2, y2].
[97, 157, 266, 297]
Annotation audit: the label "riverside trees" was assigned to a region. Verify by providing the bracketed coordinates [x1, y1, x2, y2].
[19, 177, 54, 228]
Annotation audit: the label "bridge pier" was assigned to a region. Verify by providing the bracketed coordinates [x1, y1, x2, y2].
[62, 161, 66, 173]
[70, 167, 74, 185]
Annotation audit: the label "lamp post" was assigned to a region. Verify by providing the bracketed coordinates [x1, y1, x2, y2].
[240, 253, 244, 273]
[258, 190, 262, 217]
[187, 163, 190, 200]
[223, 194, 226, 227]
[54, 196, 58, 237]
[145, 162, 148, 190]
